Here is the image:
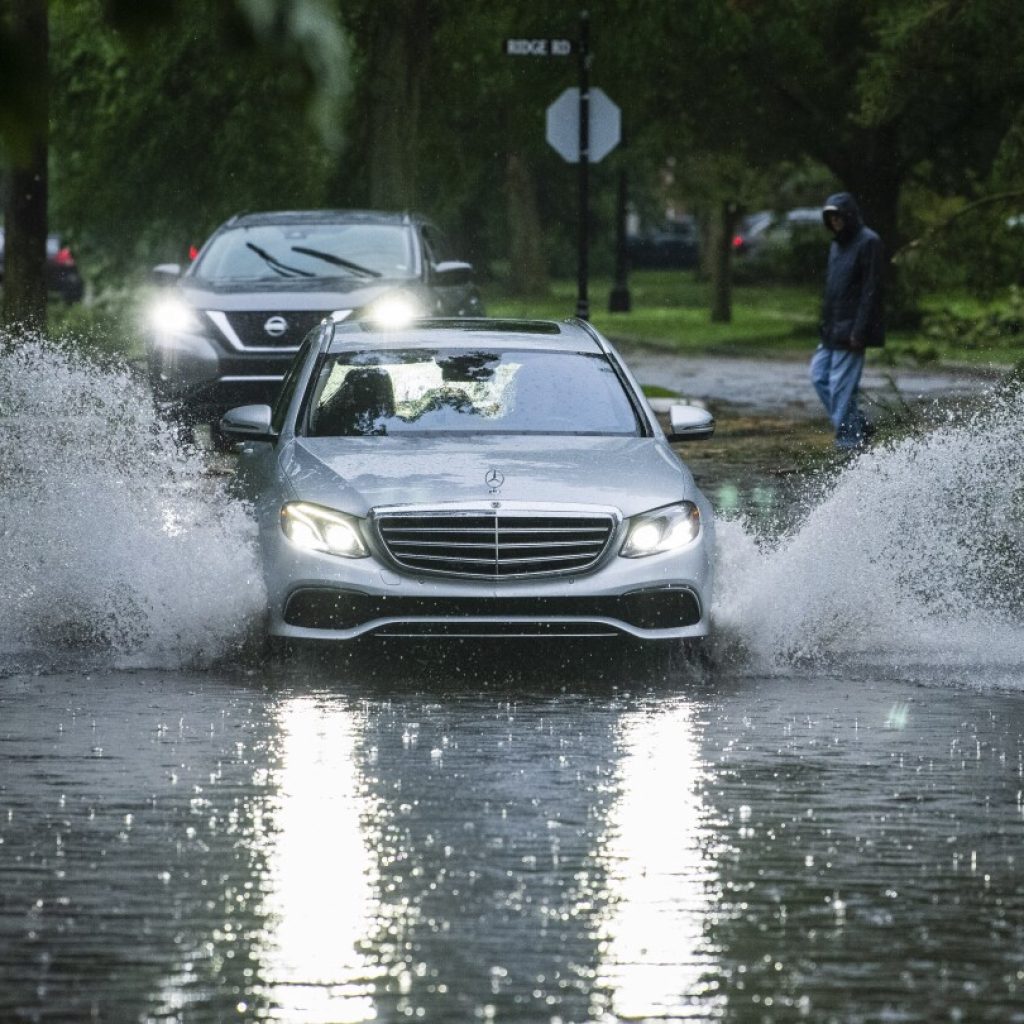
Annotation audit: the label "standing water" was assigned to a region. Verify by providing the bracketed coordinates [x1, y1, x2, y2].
[1, 338, 1023, 1023]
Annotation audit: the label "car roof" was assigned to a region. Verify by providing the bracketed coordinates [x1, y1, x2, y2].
[224, 209, 417, 229]
[786, 207, 823, 222]
[327, 318, 607, 354]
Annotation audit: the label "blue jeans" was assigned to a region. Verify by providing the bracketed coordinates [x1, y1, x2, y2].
[809, 344, 866, 448]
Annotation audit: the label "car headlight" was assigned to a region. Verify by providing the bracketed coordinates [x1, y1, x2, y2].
[362, 294, 427, 329]
[147, 296, 204, 335]
[620, 501, 701, 558]
[281, 502, 369, 558]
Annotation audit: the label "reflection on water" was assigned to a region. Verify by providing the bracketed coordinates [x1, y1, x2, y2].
[594, 700, 722, 1020]
[3, 671, 1024, 1023]
[257, 698, 380, 1022]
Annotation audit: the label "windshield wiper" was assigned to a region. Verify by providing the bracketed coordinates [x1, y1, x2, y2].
[290, 245, 382, 278]
[245, 241, 314, 278]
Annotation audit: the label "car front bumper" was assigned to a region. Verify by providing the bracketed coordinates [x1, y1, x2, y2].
[262, 533, 714, 642]
[147, 329, 294, 415]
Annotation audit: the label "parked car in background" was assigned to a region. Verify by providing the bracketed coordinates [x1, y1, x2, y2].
[627, 216, 701, 270]
[221, 316, 716, 657]
[731, 210, 774, 255]
[733, 208, 822, 259]
[0, 228, 85, 304]
[733, 207, 826, 282]
[145, 209, 484, 435]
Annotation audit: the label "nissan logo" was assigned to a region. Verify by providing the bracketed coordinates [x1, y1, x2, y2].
[485, 469, 504, 489]
[263, 315, 288, 337]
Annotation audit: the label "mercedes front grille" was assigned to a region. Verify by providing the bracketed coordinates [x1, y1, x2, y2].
[375, 510, 616, 579]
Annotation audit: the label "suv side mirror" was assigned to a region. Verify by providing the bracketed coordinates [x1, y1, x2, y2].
[220, 404, 276, 441]
[431, 260, 474, 287]
[667, 403, 714, 442]
[151, 263, 182, 285]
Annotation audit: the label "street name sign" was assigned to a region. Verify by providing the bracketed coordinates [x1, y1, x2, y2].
[545, 87, 621, 164]
[504, 38, 574, 56]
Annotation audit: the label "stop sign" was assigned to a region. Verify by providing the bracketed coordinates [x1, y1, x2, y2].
[545, 87, 621, 164]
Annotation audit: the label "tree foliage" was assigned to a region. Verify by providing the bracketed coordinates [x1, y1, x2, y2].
[48, 0, 348, 275]
[3, 0, 1024, 311]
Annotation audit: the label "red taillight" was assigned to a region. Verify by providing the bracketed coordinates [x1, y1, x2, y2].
[731, 235, 744, 249]
[188, 245, 199, 261]
[55, 246, 75, 266]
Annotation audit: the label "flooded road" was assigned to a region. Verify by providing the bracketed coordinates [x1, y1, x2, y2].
[2, 664, 1024, 1023]
[2, 340, 1023, 1022]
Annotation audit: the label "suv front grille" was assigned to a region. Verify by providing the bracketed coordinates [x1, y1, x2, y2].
[375, 511, 616, 579]
[224, 310, 328, 348]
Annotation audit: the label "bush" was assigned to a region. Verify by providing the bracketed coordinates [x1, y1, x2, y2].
[922, 285, 1024, 351]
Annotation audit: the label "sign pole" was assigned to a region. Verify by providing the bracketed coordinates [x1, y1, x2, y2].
[609, 167, 632, 312]
[576, 10, 590, 319]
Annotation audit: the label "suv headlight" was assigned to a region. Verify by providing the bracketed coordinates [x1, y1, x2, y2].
[281, 502, 369, 558]
[620, 501, 701, 558]
[147, 296, 204, 335]
[361, 293, 427, 328]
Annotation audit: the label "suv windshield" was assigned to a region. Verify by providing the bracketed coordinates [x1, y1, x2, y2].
[193, 223, 416, 283]
[305, 348, 641, 437]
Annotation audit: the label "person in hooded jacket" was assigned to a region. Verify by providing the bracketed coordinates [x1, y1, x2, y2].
[810, 192, 885, 448]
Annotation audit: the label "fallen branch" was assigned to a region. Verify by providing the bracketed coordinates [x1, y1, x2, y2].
[893, 190, 1024, 261]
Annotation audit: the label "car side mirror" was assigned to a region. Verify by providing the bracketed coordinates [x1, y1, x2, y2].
[431, 260, 474, 286]
[220, 404, 276, 441]
[151, 263, 182, 285]
[667, 403, 714, 442]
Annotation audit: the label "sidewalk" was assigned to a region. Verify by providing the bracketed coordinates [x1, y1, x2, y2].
[621, 347, 1003, 420]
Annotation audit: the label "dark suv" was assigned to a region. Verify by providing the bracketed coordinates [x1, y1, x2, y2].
[145, 210, 483, 431]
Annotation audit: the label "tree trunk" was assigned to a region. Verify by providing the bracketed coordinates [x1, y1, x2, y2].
[710, 200, 740, 323]
[505, 152, 547, 297]
[2, 0, 49, 331]
[365, 0, 428, 210]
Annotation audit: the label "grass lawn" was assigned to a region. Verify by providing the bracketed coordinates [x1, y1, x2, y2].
[28, 269, 1024, 373]
[485, 270, 1024, 370]
[486, 270, 821, 357]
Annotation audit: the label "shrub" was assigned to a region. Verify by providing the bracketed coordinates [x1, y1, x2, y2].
[922, 285, 1024, 351]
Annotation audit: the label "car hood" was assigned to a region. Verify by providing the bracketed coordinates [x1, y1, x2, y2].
[177, 277, 425, 312]
[279, 435, 697, 519]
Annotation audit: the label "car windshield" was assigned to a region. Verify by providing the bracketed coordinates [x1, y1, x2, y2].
[305, 348, 642, 437]
[192, 223, 416, 283]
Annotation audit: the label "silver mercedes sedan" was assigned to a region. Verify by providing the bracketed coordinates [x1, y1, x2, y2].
[221, 317, 716, 653]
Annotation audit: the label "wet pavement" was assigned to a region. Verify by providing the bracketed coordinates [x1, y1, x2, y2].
[622, 348, 1003, 419]
[2, 344, 1022, 1023]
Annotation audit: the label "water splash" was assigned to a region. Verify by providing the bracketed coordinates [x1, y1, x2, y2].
[714, 387, 1024, 682]
[0, 335, 265, 669]
[3, 332, 1021, 684]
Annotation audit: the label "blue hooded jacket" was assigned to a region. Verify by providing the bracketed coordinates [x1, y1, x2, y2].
[820, 192, 885, 349]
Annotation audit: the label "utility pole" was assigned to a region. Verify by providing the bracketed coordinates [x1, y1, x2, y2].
[575, 11, 591, 319]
